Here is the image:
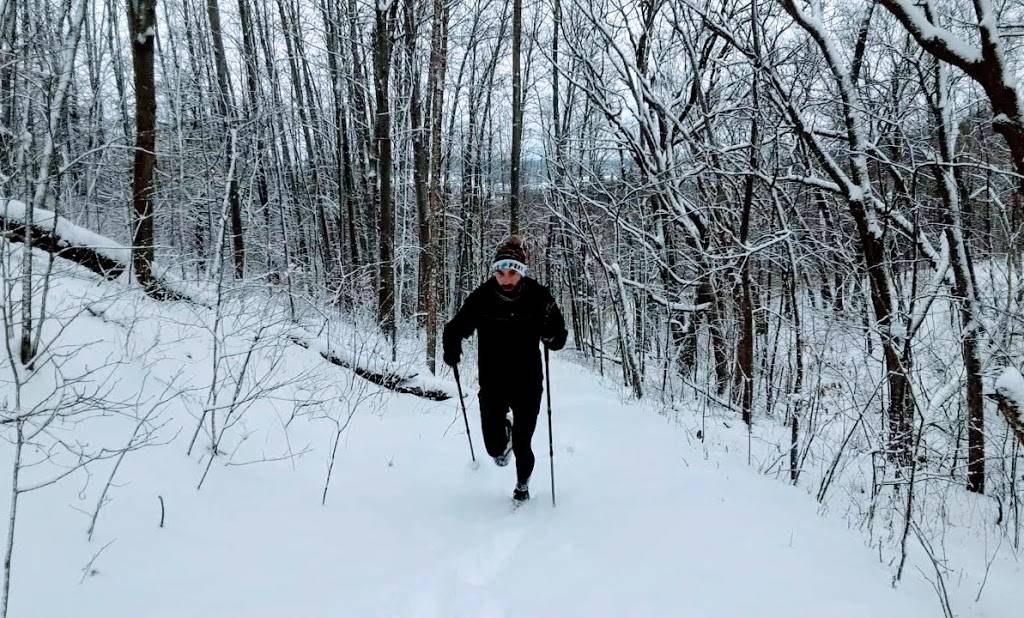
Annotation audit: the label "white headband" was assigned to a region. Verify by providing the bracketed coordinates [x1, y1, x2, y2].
[492, 258, 528, 276]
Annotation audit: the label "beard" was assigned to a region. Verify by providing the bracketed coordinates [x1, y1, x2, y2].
[498, 279, 522, 296]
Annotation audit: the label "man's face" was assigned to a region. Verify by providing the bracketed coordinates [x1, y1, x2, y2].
[495, 269, 522, 292]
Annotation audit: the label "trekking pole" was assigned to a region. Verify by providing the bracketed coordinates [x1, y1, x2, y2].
[453, 365, 476, 463]
[545, 346, 556, 507]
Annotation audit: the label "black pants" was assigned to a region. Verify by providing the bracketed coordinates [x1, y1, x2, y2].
[479, 387, 543, 485]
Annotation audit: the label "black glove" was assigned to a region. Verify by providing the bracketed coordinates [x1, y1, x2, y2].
[541, 332, 567, 351]
[540, 298, 568, 351]
[443, 344, 461, 367]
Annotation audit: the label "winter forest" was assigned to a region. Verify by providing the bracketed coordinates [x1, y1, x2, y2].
[2, 0, 1024, 615]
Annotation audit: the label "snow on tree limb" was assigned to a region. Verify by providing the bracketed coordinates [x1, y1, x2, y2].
[992, 367, 1024, 449]
[881, 0, 1024, 186]
[879, 0, 984, 66]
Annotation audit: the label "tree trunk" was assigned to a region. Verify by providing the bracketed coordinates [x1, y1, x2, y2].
[509, 0, 522, 234]
[206, 0, 245, 278]
[347, 0, 374, 264]
[321, 0, 351, 277]
[735, 0, 760, 425]
[253, 0, 299, 276]
[404, 0, 429, 325]
[425, 0, 448, 373]
[924, 46, 987, 492]
[16, 0, 87, 365]
[276, 0, 334, 284]
[0, 0, 16, 169]
[374, 0, 397, 333]
[237, 0, 270, 271]
[128, 0, 157, 295]
[782, 0, 914, 466]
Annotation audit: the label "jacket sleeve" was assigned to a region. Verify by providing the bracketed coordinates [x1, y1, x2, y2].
[540, 289, 568, 351]
[443, 289, 480, 354]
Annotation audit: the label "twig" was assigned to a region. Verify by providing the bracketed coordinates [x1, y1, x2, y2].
[78, 539, 116, 584]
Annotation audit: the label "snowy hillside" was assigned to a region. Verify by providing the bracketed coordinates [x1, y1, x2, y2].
[0, 247, 1015, 618]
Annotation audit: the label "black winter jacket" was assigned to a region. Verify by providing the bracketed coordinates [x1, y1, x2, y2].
[443, 277, 568, 391]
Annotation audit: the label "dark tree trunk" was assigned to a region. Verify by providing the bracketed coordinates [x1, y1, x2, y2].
[322, 0, 349, 275]
[509, 0, 522, 234]
[129, 0, 158, 293]
[735, 0, 760, 426]
[374, 0, 397, 333]
[923, 46, 987, 492]
[276, 0, 334, 283]
[253, 0, 299, 274]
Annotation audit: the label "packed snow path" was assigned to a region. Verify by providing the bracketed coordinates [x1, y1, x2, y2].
[21, 358, 936, 618]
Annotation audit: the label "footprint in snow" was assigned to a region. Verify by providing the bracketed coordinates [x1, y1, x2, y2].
[457, 527, 526, 587]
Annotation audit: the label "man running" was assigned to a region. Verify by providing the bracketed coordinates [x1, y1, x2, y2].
[443, 236, 568, 502]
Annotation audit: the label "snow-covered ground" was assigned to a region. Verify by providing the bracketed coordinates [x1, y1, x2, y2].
[6, 364, 937, 617]
[0, 247, 1019, 617]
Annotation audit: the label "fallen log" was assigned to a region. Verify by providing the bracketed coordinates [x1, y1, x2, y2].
[1, 199, 187, 301]
[2, 200, 449, 402]
[2, 205, 124, 279]
[289, 336, 451, 402]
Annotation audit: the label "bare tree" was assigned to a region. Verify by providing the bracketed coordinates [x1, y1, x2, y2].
[405, 0, 430, 325]
[879, 0, 1024, 192]
[424, 0, 448, 372]
[374, 0, 399, 340]
[129, 0, 158, 294]
[509, 0, 523, 234]
[205, 0, 246, 277]
[905, 4, 988, 492]
[17, 0, 89, 365]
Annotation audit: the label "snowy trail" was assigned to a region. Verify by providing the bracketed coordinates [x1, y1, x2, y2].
[18, 355, 938, 617]
[378, 360, 935, 618]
